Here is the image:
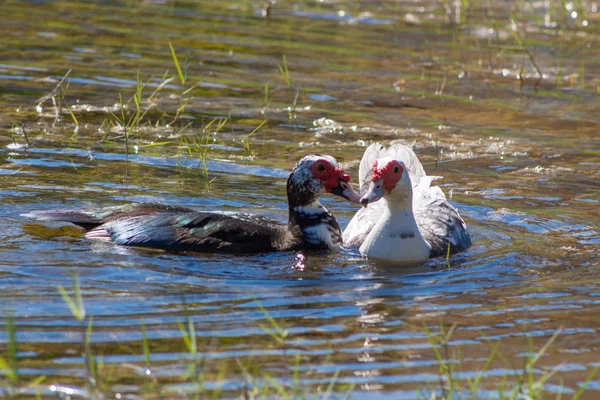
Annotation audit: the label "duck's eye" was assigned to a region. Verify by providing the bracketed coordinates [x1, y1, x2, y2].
[394, 166, 400, 173]
[316, 163, 326, 172]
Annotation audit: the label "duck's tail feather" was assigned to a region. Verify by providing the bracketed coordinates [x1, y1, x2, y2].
[85, 227, 112, 241]
[21, 210, 102, 230]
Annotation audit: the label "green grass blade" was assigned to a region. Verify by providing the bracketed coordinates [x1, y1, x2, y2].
[177, 321, 192, 353]
[242, 119, 267, 151]
[30, 375, 46, 387]
[6, 315, 18, 385]
[341, 383, 356, 400]
[119, 93, 125, 122]
[140, 318, 151, 368]
[57, 278, 85, 322]
[134, 70, 142, 111]
[86, 316, 98, 384]
[277, 55, 290, 87]
[184, 47, 190, 83]
[262, 372, 290, 399]
[177, 315, 197, 356]
[245, 119, 267, 139]
[141, 141, 172, 147]
[571, 366, 598, 400]
[169, 41, 186, 85]
[509, 15, 524, 47]
[322, 369, 341, 400]
[188, 316, 197, 355]
[0, 355, 17, 385]
[258, 323, 284, 345]
[264, 82, 269, 105]
[62, 99, 79, 125]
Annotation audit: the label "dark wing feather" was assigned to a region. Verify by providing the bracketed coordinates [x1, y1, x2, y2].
[22, 203, 196, 230]
[100, 212, 300, 253]
[414, 198, 471, 257]
[21, 210, 102, 230]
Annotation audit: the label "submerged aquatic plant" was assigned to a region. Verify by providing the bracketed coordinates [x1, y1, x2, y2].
[0, 315, 19, 390]
[106, 71, 156, 160]
[509, 14, 543, 90]
[0, 313, 46, 398]
[418, 322, 598, 400]
[277, 55, 300, 121]
[168, 40, 198, 125]
[0, 285, 596, 399]
[277, 55, 291, 88]
[177, 117, 227, 182]
[36, 69, 79, 127]
[10, 123, 30, 149]
[242, 119, 267, 154]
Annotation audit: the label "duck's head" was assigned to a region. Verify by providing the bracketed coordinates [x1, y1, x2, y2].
[287, 154, 361, 206]
[361, 157, 411, 207]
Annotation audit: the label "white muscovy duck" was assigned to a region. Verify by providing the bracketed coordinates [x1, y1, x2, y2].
[343, 143, 471, 263]
[23, 154, 362, 253]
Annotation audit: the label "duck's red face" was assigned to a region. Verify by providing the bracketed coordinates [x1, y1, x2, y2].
[372, 159, 404, 191]
[309, 158, 361, 204]
[310, 159, 350, 189]
[360, 159, 405, 207]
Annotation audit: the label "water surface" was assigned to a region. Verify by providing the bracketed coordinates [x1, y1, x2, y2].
[1, 0, 599, 398]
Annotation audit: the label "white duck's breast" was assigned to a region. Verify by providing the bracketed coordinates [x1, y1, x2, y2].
[359, 207, 431, 263]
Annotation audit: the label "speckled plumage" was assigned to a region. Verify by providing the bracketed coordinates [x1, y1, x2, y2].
[24, 154, 359, 254]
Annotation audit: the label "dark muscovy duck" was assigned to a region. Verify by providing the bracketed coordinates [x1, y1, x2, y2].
[23, 154, 362, 253]
[343, 143, 471, 263]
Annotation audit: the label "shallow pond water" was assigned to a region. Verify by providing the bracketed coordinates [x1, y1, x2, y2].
[1, 0, 599, 398]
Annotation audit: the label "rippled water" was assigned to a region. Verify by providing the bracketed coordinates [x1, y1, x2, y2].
[1, 0, 599, 398]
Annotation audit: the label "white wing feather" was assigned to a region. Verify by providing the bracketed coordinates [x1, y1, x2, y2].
[358, 143, 427, 193]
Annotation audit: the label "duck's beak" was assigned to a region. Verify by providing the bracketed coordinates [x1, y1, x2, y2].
[328, 179, 362, 204]
[360, 179, 385, 207]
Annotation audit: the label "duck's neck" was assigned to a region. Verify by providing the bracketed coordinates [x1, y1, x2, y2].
[360, 194, 431, 263]
[286, 171, 342, 249]
[288, 200, 342, 249]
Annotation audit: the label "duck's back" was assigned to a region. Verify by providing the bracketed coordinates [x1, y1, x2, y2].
[94, 211, 299, 253]
[24, 203, 300, 253]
